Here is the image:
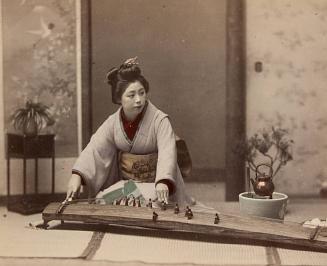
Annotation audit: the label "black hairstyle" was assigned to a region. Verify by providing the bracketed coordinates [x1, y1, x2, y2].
[106, 57, 149, 104]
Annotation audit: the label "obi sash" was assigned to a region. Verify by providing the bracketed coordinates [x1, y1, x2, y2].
[119, 152, 158, 182]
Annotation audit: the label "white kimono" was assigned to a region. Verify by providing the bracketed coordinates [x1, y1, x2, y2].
[73, 101, 194, 206]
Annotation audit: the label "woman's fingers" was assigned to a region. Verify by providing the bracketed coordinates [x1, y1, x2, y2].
[155, 182, 169, 204]
[66, 190, 79, 201]
[66, 189, 73, 200]
[66, 174, 82, 200]
[156, 190, 164, 203]
[163, 190, 169, 204]
[66, 190, 75, 200]
[156, 188, 169, 204]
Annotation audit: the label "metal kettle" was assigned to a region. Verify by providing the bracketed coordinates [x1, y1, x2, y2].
[250, 164, 275, 199]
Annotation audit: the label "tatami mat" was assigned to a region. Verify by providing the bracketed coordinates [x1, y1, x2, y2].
[94, 233, 268, 265]
[0, 209, 93, 258]
[277, 248, 327, 266]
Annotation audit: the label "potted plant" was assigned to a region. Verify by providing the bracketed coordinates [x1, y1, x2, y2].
[11, 100, 55, 136]
[237, 127, 294, 220]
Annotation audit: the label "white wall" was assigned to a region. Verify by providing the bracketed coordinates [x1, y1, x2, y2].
[246, 0, 327, 195]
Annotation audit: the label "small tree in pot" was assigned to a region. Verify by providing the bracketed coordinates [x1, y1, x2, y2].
[11, 100, 55, 136]
[237, 127, 294, 219]
[243, 127, 294, 198]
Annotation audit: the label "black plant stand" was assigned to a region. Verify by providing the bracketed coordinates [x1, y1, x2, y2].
[6, 133, 57, 214]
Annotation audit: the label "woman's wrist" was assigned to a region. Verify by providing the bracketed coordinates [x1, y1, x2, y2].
[72, 170, 85, 185]
[66, 173, 82, 200]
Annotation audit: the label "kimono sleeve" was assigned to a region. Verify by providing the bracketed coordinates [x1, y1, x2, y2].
[72, 117, 118, 196]
[155, 117, 177, 192]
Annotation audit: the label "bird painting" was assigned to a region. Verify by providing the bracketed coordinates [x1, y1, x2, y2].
[26, 16, 54, 39]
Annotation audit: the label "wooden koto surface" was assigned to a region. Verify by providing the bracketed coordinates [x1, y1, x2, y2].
[42, 202, 327, 252]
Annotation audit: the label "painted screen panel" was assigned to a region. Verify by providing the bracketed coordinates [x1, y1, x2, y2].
[2, 0, 78, 157]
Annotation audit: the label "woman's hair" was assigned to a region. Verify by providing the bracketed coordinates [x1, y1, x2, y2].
[106, 57, 149, 104]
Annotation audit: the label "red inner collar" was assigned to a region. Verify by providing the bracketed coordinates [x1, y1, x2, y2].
[121, 107, 145, 141]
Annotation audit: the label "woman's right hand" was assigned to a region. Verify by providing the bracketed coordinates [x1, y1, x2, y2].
[66, 174, 82, 200]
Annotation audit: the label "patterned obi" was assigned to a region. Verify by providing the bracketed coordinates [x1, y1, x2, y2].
[118, 152, 158, 182]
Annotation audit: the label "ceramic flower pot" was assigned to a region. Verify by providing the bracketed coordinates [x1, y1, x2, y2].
[239, 192, 288, 220]
[23, 119, 38, 136]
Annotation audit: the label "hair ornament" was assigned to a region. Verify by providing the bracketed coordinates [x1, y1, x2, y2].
[121, 56, 139, 68]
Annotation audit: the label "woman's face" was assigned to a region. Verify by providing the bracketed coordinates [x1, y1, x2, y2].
[121, 81, 147, 120]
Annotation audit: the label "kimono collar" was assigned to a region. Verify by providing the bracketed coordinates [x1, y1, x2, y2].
[120, 101, 148, 141]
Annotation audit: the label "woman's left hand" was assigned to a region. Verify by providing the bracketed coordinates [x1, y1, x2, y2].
[155, 183, 169, 204]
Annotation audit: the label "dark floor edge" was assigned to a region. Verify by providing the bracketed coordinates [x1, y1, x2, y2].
[0, 193, 66, 206]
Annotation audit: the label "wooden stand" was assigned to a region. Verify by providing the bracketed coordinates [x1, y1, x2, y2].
[7, 134, 56, 214]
